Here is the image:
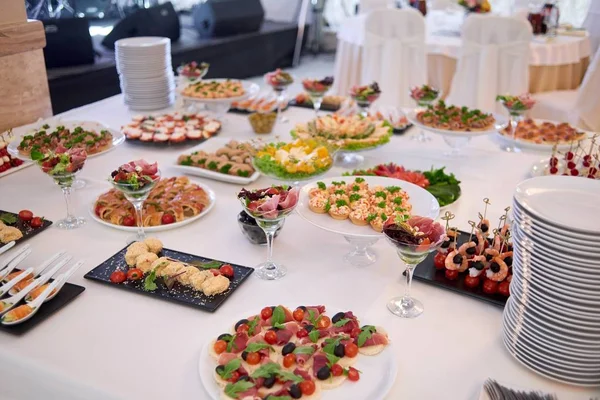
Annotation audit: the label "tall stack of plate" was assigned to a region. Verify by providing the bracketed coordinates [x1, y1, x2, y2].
[115, 37, 175, 111]
[503, 175, 600, 387]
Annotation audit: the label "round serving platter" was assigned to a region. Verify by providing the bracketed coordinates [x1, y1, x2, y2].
[405, 109, 508, 138]
[180, 78, 260, 104]
[494, 118, 589, 152]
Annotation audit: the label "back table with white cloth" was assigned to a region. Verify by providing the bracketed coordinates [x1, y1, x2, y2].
[334, 10, 592, 100]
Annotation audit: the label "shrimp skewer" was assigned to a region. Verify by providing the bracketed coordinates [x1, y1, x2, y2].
[439, 211, 456, 254]
[486, 257, 509, 282]
[459, 221, 478, 257]
[477, 198, 492, 237]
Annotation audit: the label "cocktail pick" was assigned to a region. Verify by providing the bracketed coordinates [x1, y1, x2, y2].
[467, 220, 476, 242]
[441, 211, 455, 232]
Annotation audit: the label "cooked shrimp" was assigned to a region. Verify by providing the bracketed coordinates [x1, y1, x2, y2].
[500, 223, 510, 237]
[2, 304, 33, 322]
[486, 257, 509, 282]
[500, 251, 513, 267]
[478, 219, 491, 237]
[484, 248, 499, 263]
[468, 255, 486, 277]
[458, 242, 477, 257]
[474, 230, 485, 254]
[445, 250, 467, 271]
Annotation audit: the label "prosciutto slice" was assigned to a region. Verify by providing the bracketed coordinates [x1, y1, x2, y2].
[217, 352, 237, 365]
[312, 353, 328, 377]
[257, 194, 280, 219]
[293, 368, 312, 381]
[232, 332, 249, 353]
[271, 382, 293, 396]
[236, 387, 258, 399]
[328, 311, 359, 335]
[407, 216, 445, 243]
[358, 332, 389, 347]
[278, 187, 299, 209]
[295, 345, 317, 367]
[275, 329, 294, 345]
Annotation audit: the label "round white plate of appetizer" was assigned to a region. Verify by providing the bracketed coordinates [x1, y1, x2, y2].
[173, 137, 260, 184]
[198, 305, 397, 400]
[7, 119, 125, 160]
[180, 78, 259, 104]
[406, 109, 508, 138]
[89, 177, 216, 233]
[297, 176, 440, 239]
[494, 118, 588, 152]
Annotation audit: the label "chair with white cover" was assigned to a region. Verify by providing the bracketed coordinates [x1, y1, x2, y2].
[360, 8, 427, 107]
[530, 46, 600, 131]
[583, 0, 600, 56]
[446, 15, 533, 113]
[359, 0, 394, 13]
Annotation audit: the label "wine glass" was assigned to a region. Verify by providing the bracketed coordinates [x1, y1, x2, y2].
[410, 86, 441, 142]
[46, 170, 86, 230]
[302, 77, 334, 118]
[265, 70, 294, 125]
[109, 170, 161, 243]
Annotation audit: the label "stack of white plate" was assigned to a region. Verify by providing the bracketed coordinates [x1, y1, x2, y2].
[115, 37, 175, 111]
[503, 175, 600, 387]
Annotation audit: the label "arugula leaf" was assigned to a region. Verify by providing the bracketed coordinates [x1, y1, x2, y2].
[219, 358, 241, 380]
[224, 381, 255, 398]
[143, 269, 157, 291]
[30, 149, 44, 161]
[245, 342, 273, 353]
[422, 167, 461, 207]
[0, 213, 17, 224]
[251, 362, 281, 378]
[325, 353, 341, 368]
[225, 334, 237, 352]
[277, 370, 303, 384]
[357, 325, 377, 347]
[306, 309, 319, 326]
[332, 318, 351, 327]
[189, 260, 222, 269]
[247, 317, 260, 336]
[308, 330, 320, 343]
[266, 396, 292, 400]
[271, 306, 285, 326]
[293, 346, 316, 355]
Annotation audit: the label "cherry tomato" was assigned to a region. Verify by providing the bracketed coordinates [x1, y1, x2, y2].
[95, 204, 102, 217]
[283, 353, 296, 368]
[213, 340, 227, 354]
[498, 280, 510, 297]
[247, 201, 260, 212]
[127, 268, 143, 281]
[228, 371, 240, 383]
[296, 328, 308, 339]
[299, 380, 316, 396]
[236, 323, 249, 333]
[331, 363, 343, 377]
[219, 264, 234, 278]
[434, 252, 446, 270]
[18, 210, 33, 222]
[122, 216, 136, 226]
[210, 269, 221, 276]
[246, 352, 260, 365]
[109, 270, 126, 283]
[264, 330, 278, 345]
[30, 216, 44, 229]
[161, 214, 175, 225]
[483, 279, 499, 295]
[464, 275, 480, 288]
[350, 327, 362, 339]
[344, 343, 358, 358]
[292, 308, 305, 322]
[347, 367, 360, 381]
[316, 315, 331, 329]
[261, 306, 273, 320]
[444, 269, 459, 280]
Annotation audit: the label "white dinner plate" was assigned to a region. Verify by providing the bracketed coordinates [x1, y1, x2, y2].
[297, 176, 440, 239]
[197, 307, 398, 400]
[88, 180, 216, 233]
[405, 109, 508, 138]
[115, 36, 170, 49]
[514, 176, 600, 234]
[180, 79, 260, 104]
[494, 118, 589, 152]
[6, 119, 125, 161]
[514, 222, 600, 256]
[172, 137, 260, 184]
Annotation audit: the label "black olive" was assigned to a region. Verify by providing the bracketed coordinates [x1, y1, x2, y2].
[235, 319, 249, 331]
[466, 246, 477, 255]
[241, 351, 248, 361]
[448, 235, 456, 243]
[504, 256, 513, 267]
[305, 324, 315, 332]
[282, 343, 296, 355]
[270, 306, 275, 310]
[481, 223, 489, 233]
[215, 365, 225, 375]
[441, 240, 450, 249]
[298, 306, 307, 311]
[452, 254, 463, 264]
[111, 170, 118, 178]
[334, 343, 345, 357]
[490, 262, 500, 273]
[472, 261, 484, 271]
[331, 312, 346, 324]
[485, 253, 494, 262]
[288, 383, 302, 399]
[237, 375, 250, 382]
[263, 375, 276, 388]
[316, 365, 331, 380]
[268, 326, 280, 332]
[217, 333, 233, 341]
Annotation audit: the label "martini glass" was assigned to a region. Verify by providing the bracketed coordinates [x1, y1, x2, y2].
[239, 199, 297, 280]
[43, 170, 86, 230]
[500, 105, 527, 153]
[410, 87, 441, 142]
[352, 96, 379, 118]
[272, 83, 292, 125]
[109, 170, 161, 243]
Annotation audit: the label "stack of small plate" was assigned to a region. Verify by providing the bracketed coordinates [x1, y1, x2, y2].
[115, 37, 175, 111]
[503, 175, 600, 387]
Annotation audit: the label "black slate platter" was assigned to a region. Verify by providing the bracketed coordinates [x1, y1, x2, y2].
[0, 209, 52, 247]
[84, 246, 254, 312]
[288, 99, 340, 112]
[228, 105, 289, 115]
[392, 124, 413, 135]
[0, 279, 85, 336]
[411, 230, 508, 308]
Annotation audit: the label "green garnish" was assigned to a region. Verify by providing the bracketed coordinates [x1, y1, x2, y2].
[325, 353, 341, 368]
[317, 181, 326, 190]
[251, 363, 281, 379]
[0, 213, 17, 225]
[366, 213, 377, 223]
[349, 193, 361, 202]
[245, 342, 273, 353]
[324, 200, 331, 212]
[247, 317, 260, 336]
[352, 185, 360, 192]
[393, 197, 403, 205]
[143, 269, 157, 291]
[377, 201, 386, 208]
[189, 260, 222, 269]
[357, 325, 377, 347]
[207, 161, 218, 170]
[374, 191, 386, 199]
[355, 177, 365, 183]
[277, 371, 303, 384]
[271, 306, 286, 326]
[308, 329, 321, 343]
[422, 167, 461, 207]
[333, 318, 351, 327]
[386, 186, 401, 194]
[219, 358, 241, 380]
[335, 199, 348, 207]
[224, 381, 255, 398]
[380, 213, 387, 221]
[334, 189, 346, 195]
[293, 346, 316, 355]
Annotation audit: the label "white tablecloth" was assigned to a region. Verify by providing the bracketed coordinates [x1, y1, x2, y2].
[0, 96, 597, 400]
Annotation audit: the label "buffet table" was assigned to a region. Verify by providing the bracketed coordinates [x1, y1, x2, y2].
[0, 95, 596, 400]
[334, 11, 592, 97]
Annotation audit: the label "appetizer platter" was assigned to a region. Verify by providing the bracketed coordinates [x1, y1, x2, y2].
[530, 137, 599, 180]
[174, 138, 259, 184]
[198, 304, 396, 400]
[90, 176, 215, 232]
[230, 92, 289, 115]
[290, 93, 346, 112]
[371, 110, 411, 135]
[297, 176, 440, 239]
[181, 79, 259, 103]
[84, 238, 253, 312]
[344, 164, 461, 207]
[0, 133, 30, 178]
[496, 119, 588, 151]
[0, 210, 52, 245]
[291, 114, 392, 152]
[121, 113, 222, 145]
[7, 120, 124, 160]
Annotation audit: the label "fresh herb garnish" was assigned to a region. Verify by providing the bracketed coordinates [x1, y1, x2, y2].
[374, 191, 386, 199]
[357, 325, 377, 347]
[335, 199, 348, 207]
[355, 177, 365, 183]
[325, 353, 341, 368]
[333, 318, 351, 327]
[393, 197, 403, 205]
[324, 200, 331, 212]
[317, 181, 326, 190]
[349, 193, 361, 202]
[386, 186, 401, 194]
[247, 317, 260, 336]
[224, 381, 255, 398]
[225, 334, 237, 352]
[189, 260, 222, 269]
[277, 371, 303, 384]
[308, 330, 320, 343]
[143, 269, 157, 291]
[0, 213, 17, 224]
[251, 362, 281, 378]
[219, 358, 241, 380]
[422, 167, 461, 207]
[293, 346, 316, 355]
[245, 342, 273, 353]
[271, 306, 286, 326]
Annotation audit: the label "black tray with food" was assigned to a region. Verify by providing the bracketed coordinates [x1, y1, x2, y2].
[289, 99, 340, 112]
[392, 124, 413, 135]
[410, 230, 508, 308]
[84, 246, 254, 312]
[228, 105, 289, 115]
[0, 210, 52, 247]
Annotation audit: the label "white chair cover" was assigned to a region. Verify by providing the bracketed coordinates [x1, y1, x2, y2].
[446, 15, 533, 113]
[359, 0, 394, 13]
[583, 0, 600, 56]
[261, 0, 301, 23]
[361, 8, 427, 107]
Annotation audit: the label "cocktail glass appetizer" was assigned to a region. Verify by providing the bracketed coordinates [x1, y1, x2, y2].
[238, 186, 299, 280]
[302, 76, 334, 117]
[109, 160, 161, 243]
[496, 93, 536, 153]
[349, 82, 381, 117]
[383, 215, 445, 318]
[177, 61, 209, 83]
[265, 69, 294, 124]
[410, 85, 440, 142]
[35, 147, 87, 230]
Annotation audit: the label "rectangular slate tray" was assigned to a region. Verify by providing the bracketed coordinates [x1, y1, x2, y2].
[288, 99, 340, 112]
[411, 230, 508, 308]
[0, 279, 85, 336]
[228, 106, 289, 115]
[84, 246, 254, 312]
[0, 209, 52, 247]
[392, 124, 413, 135]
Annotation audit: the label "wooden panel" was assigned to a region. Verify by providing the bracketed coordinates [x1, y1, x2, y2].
[0, 0, 27, 26]
[0, 20, 46, 58]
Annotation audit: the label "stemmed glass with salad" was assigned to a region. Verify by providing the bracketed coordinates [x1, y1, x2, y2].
[496, 93, 536, 153]
[409, 85, 441, 142]
[349, 82, 381, 117]
[265, 69, 294, 124]
[302, 77, 334, 118]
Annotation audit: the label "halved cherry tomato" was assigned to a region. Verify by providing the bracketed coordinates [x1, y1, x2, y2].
[464, 275, 480, 288]
[264, 330, 277, 345]
[434, 252, 446, 270]
[213, 340, 227, 354]
[483, 279, 499, 295]
[246, 352, 260, 365]
[283, 353, 296, 368]
[292, 308, 305, 322]
[228, 371, 240, 383]
[344, 342, 358, 358]
[316, 315, 331, 329]
[30, 216, 44, 229]
[109, 270, 126, 283]
[261, 306, 273, 320]
[350, 327, 362, 339]
[18, 210, 33, 222]
[247, 201, 260, 211]
[122, 216, 135, 226]
[331, 363, 343, 377]
[299, 380, 316, 396]
[296, 328, 308, 339]
[236, 323, 249, 333]
[444, 269, 459, 280]
[127, 268, 143, 281]
[498, 280, 510, 297]
[219, 264, 234, 278]
[347, 367, 360, 381]
[161, 214, 175, 225]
